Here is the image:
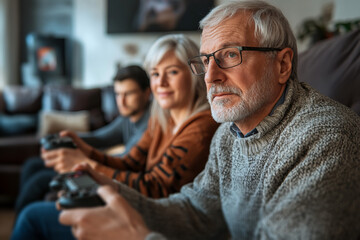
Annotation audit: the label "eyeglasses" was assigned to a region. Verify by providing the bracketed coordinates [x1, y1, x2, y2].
[188, 46, 282, 75]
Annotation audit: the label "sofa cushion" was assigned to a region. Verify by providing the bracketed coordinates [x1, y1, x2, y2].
[42, 86, 105, 129]
[38, 110, 90, 136]
[0, 114, 38, 136]
[2, 86, 42, 114]
[298, 29, 360, 115]
[42, 86, 101, 111]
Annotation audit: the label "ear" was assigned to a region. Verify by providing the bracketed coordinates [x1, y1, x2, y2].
[144, 87, 152, 100]
[276, 48, 293, 84]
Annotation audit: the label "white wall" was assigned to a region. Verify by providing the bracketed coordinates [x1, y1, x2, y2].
[0, 0, 18, 88]
[333, 0, 360, 21]
[73, 0, 200, 88]
[74, 0, 359, 88]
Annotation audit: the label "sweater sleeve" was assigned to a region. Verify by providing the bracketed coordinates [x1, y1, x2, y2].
[105, 114, 218, 198]
[258, 127, 360, 239]
[91, 126, 152, 177]
[93, 113, 219, 198]
[79, 116, 125, 149]
[117, 128, 230, 240]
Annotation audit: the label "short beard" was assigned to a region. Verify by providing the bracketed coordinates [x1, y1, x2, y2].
[208, 66, 275, 123]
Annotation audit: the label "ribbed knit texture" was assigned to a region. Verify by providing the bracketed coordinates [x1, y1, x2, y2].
[118, 78, 360, 240]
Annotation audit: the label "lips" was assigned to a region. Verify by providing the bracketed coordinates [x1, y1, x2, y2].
[157, 91, 173, 98]
[212, 92, 235, 101]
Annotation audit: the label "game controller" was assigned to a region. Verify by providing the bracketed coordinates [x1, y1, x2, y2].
[41, 133, 77, 150]
[49, 171, 105, 209]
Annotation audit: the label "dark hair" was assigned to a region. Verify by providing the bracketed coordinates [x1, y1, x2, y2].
[113, 65, 150, 90]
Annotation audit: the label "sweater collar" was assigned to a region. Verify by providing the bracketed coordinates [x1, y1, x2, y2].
[230, 82, 289, 139]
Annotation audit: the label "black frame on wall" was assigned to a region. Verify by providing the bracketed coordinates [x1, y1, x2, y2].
[107, 0, 215, 33]
[25, 34, 72, 84]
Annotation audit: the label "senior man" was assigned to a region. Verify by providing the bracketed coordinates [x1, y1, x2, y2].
[12, 1, 360, 240]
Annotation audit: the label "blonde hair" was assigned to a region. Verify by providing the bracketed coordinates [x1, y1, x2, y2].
[144, 34, 209, 132]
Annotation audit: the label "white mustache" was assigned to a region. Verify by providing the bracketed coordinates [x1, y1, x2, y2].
[207, 85, 242, 102]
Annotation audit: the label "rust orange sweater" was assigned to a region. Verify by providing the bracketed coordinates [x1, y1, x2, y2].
[90, 109, 219, 198]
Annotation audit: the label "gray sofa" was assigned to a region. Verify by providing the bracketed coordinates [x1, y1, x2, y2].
[298, 29, 360, 116]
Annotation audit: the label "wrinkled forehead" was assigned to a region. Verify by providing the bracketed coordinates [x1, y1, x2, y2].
[200, 12, 258, 53]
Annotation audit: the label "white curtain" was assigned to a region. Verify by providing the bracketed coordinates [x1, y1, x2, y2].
[0, 0, 18, 88]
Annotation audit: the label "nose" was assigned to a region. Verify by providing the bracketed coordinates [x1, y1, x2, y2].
[159, 74, 168, 87]
[119, 94, 126, 106]
[204, 58, 224, 84]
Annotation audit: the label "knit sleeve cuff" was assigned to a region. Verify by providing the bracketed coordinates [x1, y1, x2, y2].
[145, 232, 167, 240]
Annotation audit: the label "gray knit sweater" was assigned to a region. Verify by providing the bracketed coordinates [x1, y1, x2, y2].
[118, 78, 360, 240]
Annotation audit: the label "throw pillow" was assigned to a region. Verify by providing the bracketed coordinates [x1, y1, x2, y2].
[38, 110, 90, 137]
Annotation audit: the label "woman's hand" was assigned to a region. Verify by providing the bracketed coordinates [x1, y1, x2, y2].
[71, 162, 119, 189]
[59, 130, 94, 157]
[59, 185, 151, 240]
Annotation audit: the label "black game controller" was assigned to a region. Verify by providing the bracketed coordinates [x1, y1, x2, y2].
[49, 171, 105, 209]
[41, 133, 77, 150]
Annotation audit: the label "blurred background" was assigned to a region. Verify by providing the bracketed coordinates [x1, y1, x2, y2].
[0, 0, 359, 89]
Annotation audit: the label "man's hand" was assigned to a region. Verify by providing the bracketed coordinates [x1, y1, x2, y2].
[41, 148, 95, 173]
[59, 185, 151, 240]
[60, 130, 93, 157]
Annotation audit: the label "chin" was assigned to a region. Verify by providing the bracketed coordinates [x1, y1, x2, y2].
[158, 101, 173, 109]
[119, 110, 131, 117]
[159, 105, 172, 110]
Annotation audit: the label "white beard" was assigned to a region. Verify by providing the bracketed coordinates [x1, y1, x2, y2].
[208, 67, 275, 123]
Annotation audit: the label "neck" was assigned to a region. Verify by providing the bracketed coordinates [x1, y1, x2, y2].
[234, 85, 286, 135]
[129, 108, 146, 123]
[169, 107, 192, 134]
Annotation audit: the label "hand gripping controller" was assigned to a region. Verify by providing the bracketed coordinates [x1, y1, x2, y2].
[49, 171, 105, 209]
[40, 133, 77, 150]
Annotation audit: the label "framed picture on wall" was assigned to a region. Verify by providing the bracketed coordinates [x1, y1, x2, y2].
[107, 0, 215, 33]
[25, 33, 72, 84]
[37, 47, 58, 72]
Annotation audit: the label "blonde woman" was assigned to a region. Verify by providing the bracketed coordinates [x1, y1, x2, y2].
[38, 34, 219, 198]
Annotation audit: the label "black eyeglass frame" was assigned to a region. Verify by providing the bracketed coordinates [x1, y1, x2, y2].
[188, 46, 282, 75]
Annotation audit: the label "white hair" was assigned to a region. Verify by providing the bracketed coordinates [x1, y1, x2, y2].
[200, 0, 298, 80]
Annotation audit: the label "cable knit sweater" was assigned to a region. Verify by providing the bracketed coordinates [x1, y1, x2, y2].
[117, 78, 360, 240]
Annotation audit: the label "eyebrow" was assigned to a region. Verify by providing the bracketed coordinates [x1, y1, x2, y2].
[200, 42, 242, 55]
[151, 64, 183, 71]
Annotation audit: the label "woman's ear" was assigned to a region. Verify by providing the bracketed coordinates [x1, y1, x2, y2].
[276, 47, 293, 84]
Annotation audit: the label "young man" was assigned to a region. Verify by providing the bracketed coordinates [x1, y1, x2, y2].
[79, 65, 151, 156]
[13, 1, 360, 240]
[15, 65, 151, 214]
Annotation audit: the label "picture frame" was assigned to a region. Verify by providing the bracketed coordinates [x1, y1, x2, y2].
[26, 34, 70, 81]
[107, 0, 215, 33]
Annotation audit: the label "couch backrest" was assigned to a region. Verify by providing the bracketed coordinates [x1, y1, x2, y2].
[0, 91, 5, 113]
[298, 29, 360, 115]
[42, 85, 118, 130]
[100, 85, 118, 123]
[0, 85, 119, 136]
[1, 86, 42, 114]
